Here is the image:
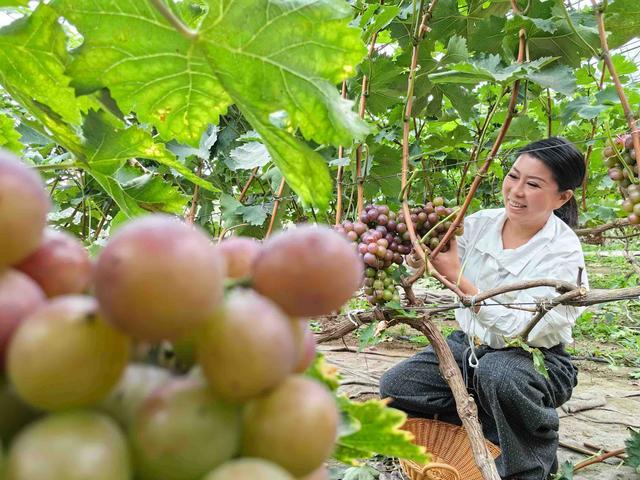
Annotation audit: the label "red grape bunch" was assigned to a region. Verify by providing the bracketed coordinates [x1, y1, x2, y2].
[335, 204, 408, 305]
[0, 149, 365, 480]
[604, 135, 640, 224]
[398, 197, 462, 254]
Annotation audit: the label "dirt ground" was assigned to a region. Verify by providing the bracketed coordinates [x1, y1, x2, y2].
[319, 323, 640, 479]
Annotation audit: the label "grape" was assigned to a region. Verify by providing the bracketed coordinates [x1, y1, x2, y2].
[203, 459, 294, 480]
[0, 270, 46, 372]
[604, 145, 616, 157]
[95, 215, 225, 341]
[197, 289, 297, 401]
[252, 225, 363, 316]
[7, 295, 131, 411]
[131, 378, 242, 480]
[98, 364, 172, 429]
[15, 229, 93, 298]
[242, 375, 338, 477]
[291, 320, 317, 374]
[5, 411, 130, 480]
[218, 236, 261, 280]
[0, 150, 50, 268]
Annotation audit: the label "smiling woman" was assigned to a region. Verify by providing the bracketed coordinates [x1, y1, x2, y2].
[380, 137, 589, 480]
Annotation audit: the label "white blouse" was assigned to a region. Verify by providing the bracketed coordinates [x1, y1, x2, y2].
[455, 208, 588, 349]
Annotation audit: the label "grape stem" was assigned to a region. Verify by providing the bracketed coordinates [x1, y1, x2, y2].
[354, 12, 384, 215]
[430, 23, 527, 261]
[591, 0, 640, 159]
[420, 206, 460, 244]
[335, 81, 348, 225]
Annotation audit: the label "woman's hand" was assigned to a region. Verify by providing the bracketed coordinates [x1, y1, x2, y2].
[429, 239, 461, 283]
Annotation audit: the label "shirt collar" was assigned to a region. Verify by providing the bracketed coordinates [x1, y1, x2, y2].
[474, 209, 558, 276]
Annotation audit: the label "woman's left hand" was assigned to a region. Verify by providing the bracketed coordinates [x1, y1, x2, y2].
[429, 239, 462, 283]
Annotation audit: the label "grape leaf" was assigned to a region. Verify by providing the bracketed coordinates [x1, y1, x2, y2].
[227, 141, 272, 171]
[503, 1, 600, 67]
[0, 5, 83, 126]
[241, 204, 268, 226]
[626, 428, 640, 473]
[0, 113, 23, 153]
[333, 396, 428, 464]
[87, 169, 146, 218]
[306, 353, 341, 393]
[56, 0, 369, 209]
[0, 0, 28, 7]
[605, 0, 640, 49]
[114, 165, 189, 214]
[81, 111, 219, 193]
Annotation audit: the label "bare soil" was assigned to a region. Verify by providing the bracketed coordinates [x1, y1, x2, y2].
[318, 320, 640, 480]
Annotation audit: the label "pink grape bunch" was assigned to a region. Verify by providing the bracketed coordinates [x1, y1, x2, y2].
[605, 135, 640, 224]
[0, 148, 367, 480]
[335, 204, 408, 305]
[399, 197, 462, 253]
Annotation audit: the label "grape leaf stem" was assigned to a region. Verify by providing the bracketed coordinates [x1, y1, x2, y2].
[148, 0, 197, 40]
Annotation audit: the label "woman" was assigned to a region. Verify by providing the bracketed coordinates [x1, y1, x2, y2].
[380, 137, 588, 480]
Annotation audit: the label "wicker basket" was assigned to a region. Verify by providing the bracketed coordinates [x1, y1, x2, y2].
[399, 418, 501, 480]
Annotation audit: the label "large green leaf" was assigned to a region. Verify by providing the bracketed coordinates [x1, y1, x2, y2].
[58, 0, 232, 147]
[428, 0, 511, 42]
[0, 5, 83, 126]
[503, 0, 600, 67]
[87, 169, 146, 218]
[0, 113, 23, 153]
[81, 111, 219, 193]
[429, 55, 557, 85]
[56, 0, 368, 209]
[605, 0, 640, 49]
[115, 165, 189, 214]
[196, 0, 369, 146]
[0, 0, 28, 7]
[333, 396, 427, 464]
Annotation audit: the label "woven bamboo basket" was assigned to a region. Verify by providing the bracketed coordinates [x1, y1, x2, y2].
[399, 418, 501, 480]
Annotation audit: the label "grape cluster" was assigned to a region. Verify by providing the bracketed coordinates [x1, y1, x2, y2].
[0, 149, 362, 480]
[399, 197, 461, 253]
[605, 135, 640, 224]
[336, 204, 408, 305]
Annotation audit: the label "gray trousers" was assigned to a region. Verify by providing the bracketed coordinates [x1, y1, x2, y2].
[379, 331, 577, 480]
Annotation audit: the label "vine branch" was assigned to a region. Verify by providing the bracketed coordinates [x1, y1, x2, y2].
[592, 0, 640, 158]
[430, 25, 527, 260]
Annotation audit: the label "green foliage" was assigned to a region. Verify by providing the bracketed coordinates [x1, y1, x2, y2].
[0, 112, 22, 153]
[625, 428, 640, 474]
[334, 396, 428, 465]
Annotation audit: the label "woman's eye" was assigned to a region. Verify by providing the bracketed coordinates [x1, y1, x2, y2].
[507, 173, 517, 179]
[527, 182, 539, 188]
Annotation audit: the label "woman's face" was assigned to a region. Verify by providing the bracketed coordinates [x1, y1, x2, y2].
[502, 154, 573, 228]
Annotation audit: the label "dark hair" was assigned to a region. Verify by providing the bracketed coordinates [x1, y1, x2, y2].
[516, 137, 585, 228]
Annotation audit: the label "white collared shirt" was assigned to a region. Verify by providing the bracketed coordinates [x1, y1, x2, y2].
[455, 208, 588, 349]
